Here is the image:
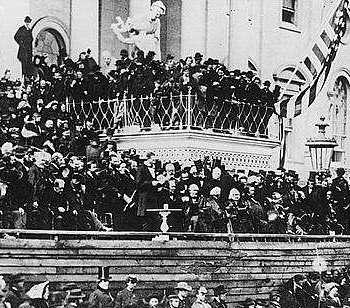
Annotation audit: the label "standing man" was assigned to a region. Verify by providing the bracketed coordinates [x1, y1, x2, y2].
[191, 287, 211, 308]
[14, 16, 33, 79]
[5, 274, 26, 308]
[175, 282, 192, 308]
[114, 275, 138, 308]
[88, 267, 114, 308]
[210, 285, 228, 308]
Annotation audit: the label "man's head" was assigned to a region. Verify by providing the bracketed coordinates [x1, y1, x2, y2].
[126, 275, 137, 290]
[9, 274, 25, 291]
[196, 286, 207, 302]
[146, 152, 156, 166]
[24, 16, 32, 27]
[294, 274, 306, 288]
[98, 267, 111, 290]
[210, 186, 221, 199]
[228, 188, 240, 202]
[76, 70, 83, 79]
[168, 295, 180, 308]
[189, 184, 199, 198]
[336, 167, 345, 177]
[165, 163, 175, 178]
[212, 167, 222, 180]
[213, 285, 227, 301]
[53, 179, 65, 194]
[120, 49, 129, 59]
[150, 1, 166, 19]
[175, 282, 192, 299]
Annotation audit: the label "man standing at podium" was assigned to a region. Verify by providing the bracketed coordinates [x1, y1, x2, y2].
[14, 16, 33, 79]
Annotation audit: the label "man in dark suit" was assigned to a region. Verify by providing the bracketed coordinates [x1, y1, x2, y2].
[14, 16, 33, 79]
[5, 274, 26, 308]
[136, 152, 161, 230]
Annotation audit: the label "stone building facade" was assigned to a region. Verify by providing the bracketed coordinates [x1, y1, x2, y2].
[0, 0, 349, 176]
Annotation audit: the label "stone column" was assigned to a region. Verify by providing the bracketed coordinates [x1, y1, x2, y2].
[228, 0, 249, 70]
[71, 0, 99, 60]
[206, 0, 230, 64]
[181, 0, 207, 58]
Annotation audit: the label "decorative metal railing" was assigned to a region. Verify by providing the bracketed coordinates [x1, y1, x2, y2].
[66, 91, 281, 140]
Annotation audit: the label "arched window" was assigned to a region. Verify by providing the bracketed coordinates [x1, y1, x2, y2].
[34, 28, 66, 66]
[328, 76, 348, 163]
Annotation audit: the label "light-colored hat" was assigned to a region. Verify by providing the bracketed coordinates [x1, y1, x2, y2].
[198, 286, 207, 294]
[175, 282, 192, 292]
[151, 1, 166, 14]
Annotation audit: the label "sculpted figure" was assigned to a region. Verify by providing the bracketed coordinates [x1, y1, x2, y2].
[111, 1, 166, 60]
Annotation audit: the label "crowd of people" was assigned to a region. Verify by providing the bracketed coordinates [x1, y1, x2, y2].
[0, 31, 348, 234]
[1, 47, 279, 135]
[0, 121, 350, 234]
[2, 265, 350, 308]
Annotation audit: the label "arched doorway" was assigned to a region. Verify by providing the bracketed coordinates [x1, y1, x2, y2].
[328, 76, 348, 165]
[34, 28, 66, 66]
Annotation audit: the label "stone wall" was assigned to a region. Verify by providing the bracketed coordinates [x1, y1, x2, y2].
[0, 237, 349, 307]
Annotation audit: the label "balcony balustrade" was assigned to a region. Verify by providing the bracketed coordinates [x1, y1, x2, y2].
[66, 91, 280, 141]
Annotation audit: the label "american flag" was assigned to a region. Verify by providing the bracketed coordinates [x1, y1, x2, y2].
[281, 0, 348, 118]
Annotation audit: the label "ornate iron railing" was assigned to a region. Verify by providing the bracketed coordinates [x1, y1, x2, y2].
[66, 92, 281, 140]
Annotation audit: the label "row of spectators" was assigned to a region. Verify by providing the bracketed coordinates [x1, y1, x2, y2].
[241, 266, 350, 307]
[1, 48, 280, 104]
[0, 122, 349, 235]
[0, 49, 279, 139]
[3, 265, 350, 308]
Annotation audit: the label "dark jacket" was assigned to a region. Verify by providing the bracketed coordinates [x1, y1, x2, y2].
[88, 287, 114, 308]
[14, 25, 33, 62]
[5, 287, 25, 308]
[136, 164, 158, 216]
[114, 288, 138, 308]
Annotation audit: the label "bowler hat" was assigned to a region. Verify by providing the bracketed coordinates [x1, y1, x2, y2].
[175, 282, 192, 292]
[24, 16, 32, 23]
[214, 285, 228, 296]
[194, 52, 203, 59]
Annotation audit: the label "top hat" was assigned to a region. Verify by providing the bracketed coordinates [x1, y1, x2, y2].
[213, 285, 228, 296]
[98, 267, 111, 281]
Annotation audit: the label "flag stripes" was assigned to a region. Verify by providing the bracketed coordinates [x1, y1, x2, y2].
[282, 0, 348, 118]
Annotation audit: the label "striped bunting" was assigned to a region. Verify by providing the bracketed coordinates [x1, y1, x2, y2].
[287, 0, 348, 118]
